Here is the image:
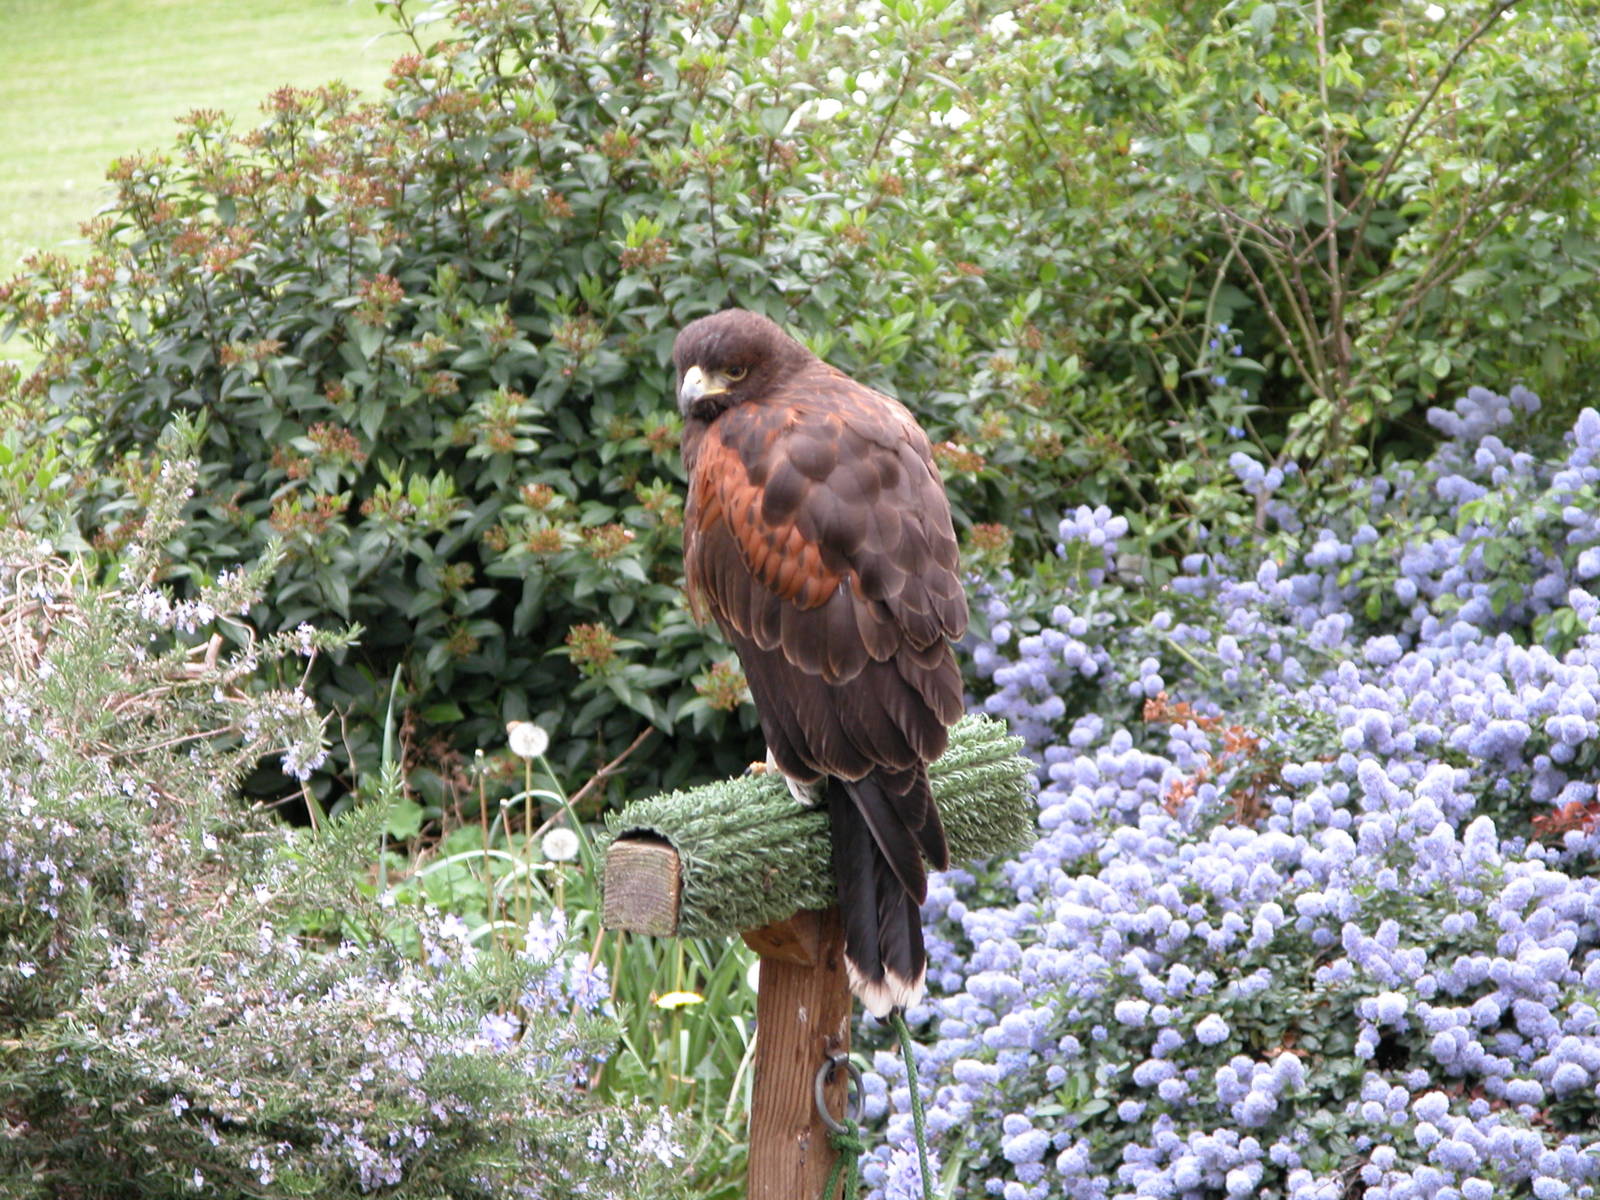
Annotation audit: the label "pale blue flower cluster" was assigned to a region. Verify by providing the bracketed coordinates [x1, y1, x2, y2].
[865, 387, 1600, 1198]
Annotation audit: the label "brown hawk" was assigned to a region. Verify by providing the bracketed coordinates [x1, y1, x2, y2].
[673, 308, 969, 1015]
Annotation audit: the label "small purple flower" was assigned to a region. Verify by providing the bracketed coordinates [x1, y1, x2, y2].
[1373, 992, 1409, 1024]
[1195, 1014, 1230, 1045]
[477, 1011, 520, 1051]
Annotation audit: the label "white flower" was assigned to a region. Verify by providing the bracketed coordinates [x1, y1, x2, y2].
[542, 827, 581, 863]
[507, 720, 550, 759]
[280, 740, 328, 781]
[783, 97, 846, 136]
[987, 10, 1020, 40]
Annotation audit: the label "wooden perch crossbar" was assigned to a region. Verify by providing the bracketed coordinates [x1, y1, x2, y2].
[598, 714, 1036, 938]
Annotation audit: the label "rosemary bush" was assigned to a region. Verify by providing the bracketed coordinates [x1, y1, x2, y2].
[0, 449, 683, 1199]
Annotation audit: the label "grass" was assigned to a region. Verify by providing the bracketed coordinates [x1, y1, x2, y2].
[0, 0, 404, 362]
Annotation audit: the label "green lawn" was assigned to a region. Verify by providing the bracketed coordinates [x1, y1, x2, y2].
[0, 0, 402, 281]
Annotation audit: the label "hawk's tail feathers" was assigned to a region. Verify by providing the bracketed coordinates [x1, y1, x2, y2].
[828, 776, 928, 1018]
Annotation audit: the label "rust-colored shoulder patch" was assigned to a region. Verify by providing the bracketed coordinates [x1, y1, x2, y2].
[687, 421, 843, 617]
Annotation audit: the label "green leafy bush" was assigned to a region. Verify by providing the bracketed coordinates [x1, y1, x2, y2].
[936, 0, 1600, 497]
[4, 0, 1596, 810]
[0, 451, 684, 1199]
[0, 0, 1022, 808]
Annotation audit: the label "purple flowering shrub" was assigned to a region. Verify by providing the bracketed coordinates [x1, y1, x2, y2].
[862, 388, 1600, 1199]
[0, 450, 683, 1198]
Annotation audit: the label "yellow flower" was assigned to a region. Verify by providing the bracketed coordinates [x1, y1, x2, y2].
[654, 990, 704, 1010]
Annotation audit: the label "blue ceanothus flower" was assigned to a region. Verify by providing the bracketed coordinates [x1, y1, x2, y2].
[860, 386, 1600, 1200]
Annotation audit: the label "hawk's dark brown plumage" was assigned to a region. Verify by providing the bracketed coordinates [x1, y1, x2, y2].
[673, 308, 968, 1015]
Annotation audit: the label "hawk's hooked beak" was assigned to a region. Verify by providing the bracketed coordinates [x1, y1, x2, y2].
[678, 364, 730, 413]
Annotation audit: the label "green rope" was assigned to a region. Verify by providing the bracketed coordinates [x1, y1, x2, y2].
[892, 1011, 935, 1200]
[824, 1120, 865, 1200]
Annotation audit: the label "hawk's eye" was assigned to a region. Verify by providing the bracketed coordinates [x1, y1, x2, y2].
[725, 365, 748, 381]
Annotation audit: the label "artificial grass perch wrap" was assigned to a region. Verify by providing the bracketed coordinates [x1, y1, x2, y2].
[598, 714, 1036, 939]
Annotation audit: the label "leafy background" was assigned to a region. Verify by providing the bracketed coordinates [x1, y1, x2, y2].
[9, 0, 1597, 823]
[2, 0, 1599, 1196]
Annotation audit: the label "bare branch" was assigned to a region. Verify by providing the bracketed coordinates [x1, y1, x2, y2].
[1213, 214, 1328, 403]
[1313, 0, 1350, 397]
[566, 725, 657, 811]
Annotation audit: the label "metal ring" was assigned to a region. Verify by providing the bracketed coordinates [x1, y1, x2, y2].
[814, 1052, 864, 1134]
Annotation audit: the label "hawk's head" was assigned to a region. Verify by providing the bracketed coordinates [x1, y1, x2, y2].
[672, 309, 812, 421]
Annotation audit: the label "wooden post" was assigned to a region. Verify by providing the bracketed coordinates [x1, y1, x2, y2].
[604, 846, 853, 1199]
[742, 908, 852, 1200]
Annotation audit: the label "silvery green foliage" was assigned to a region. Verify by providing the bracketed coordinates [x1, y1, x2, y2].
[0, 462, 682, 1198]
[864, 389, 1600, 1199]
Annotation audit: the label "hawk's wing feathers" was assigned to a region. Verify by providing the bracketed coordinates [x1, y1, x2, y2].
[686, 365, 967, 667]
